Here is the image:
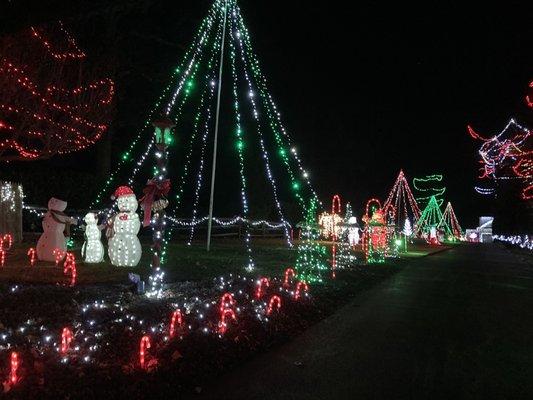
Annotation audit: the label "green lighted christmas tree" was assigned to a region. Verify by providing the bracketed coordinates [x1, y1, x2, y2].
[415, 195, 450, 237]
[295, 199, 328, 283]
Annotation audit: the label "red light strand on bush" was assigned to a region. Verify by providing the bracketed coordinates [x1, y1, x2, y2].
[255, 277, 270, 299]
[61, 327, 73, 354]
[266, 295, 281, 315]
[139, 336, 151, 369]
[169, 309, 183, 338]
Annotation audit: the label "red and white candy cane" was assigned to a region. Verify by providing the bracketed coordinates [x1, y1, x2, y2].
[27, 248, 36, 267]
[139, 335, 151, 369]
[283, 268, 295, 287]
[294, 281, 309, 300]
[63, 253, 77, 286]
[0, 249, 5, 268]
[9, 351, 19, 385]
[0, 233, 13, 251]
[255, 277, 270, 299]
[61, 327, 74, 354]
[169, 309, 183, 338]
[218, 293, 237, 334]
[266, 295, 282, 316]
[53, 248, 65, 267]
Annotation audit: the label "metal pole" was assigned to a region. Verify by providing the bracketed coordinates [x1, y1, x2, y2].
[207, 0, 227, 251]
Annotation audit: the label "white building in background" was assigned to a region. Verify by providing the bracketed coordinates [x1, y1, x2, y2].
[466, 216, 494, 243]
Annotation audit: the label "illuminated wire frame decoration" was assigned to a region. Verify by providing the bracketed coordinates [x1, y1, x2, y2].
[0, 22, 114, 161]
[318, 195, 343, 240]
[295, 199, 328, 284]
[89, 0, 318, 284]
[383, 170, 421, 230]
[0, 181, 24, 242]
[413, 174, 446, 208]
[415, 195, 448, 244]
[362, 199, 387, 264]
[438, 202, 463, 241]
[468, 118, 532, 201]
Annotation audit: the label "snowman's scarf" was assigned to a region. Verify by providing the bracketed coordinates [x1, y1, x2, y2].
[49, 210, 73, 238]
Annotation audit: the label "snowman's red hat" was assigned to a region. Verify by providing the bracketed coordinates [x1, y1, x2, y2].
[112, 186, 135, 200]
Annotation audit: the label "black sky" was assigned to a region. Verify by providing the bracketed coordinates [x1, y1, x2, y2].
[2, 0, 532, 227]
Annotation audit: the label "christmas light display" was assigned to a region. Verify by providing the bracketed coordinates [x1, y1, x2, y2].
[107, 186, 142, 267]
[53, 248, 64, 267]
[169, 309, 183, 338]
[415, 195, 449, 240]
[438, 202, 463, 240]
[493, 234, 533, 251]
[0, 23, 114, 161]
[362, 199, 387, 263]
[266, 295, 281, 315]
[27, 248, 36, 267]
[139, 335, 151, 369]
[36, 198, 76, 262]
[413, 175, 446, 208]
[0, 233, 12, 250]
[318, 195, 344, 240]
[468, 119, 532, 200]
[61, 327, 74, 354]
[0, 249, 5, 267]
[82, 213, 104, 263]
[63, 252, 77, 286]
[403, 219, 412, 237]
[383, 170, 421, 229]
[295, 199, 328, 284]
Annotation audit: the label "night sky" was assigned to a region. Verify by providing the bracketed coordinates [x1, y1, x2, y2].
[2, 0, 532, 227]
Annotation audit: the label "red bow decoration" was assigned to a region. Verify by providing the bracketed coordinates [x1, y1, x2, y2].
[140, 178, 170, 227]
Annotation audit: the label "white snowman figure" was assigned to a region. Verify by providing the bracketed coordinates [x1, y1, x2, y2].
[347, 216, 360, 246]
[108, 186, 142, 267]
[82, 212, 105, 263]
[36, 198, 77, 262]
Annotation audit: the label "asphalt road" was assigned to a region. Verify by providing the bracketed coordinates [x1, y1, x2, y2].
[188, 244, 533, 400]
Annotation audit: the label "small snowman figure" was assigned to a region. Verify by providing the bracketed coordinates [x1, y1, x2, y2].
[36, 198, 77, 262]
[82, 212, 105, 263]
[347, 216, 360, 246]
[108, 186, 142, 267]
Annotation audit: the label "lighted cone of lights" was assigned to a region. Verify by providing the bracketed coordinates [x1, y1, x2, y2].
[266, 295, 281, 315]
[61, 327, 73, 354]
[415, 195, 448, 239]
[0, 23, 114, 161]
[139, 336, 151, 369]
[218, 293, 237, 335]
[383, 170, 421, 229]
[438, 202, 463, 240]
[362, 199, 387, 264]
[169, 309, 183, 338]
[255, 277, 269, 299]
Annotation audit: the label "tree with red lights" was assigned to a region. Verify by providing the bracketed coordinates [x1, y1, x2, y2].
[0, 22, 114, 161]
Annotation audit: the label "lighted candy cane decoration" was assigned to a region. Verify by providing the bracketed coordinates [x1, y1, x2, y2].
[9, 351, 19, 385]
[139, 335, 151, 369]
[331, 195, 342, 241]
[283, 267, 295, 287]
[61, 327, 74, 354]
[53, 248, 64, 267]
[266, 295, 282, 316]
[27, 248, 36, 267]
[0, 249, 4, 268]
[218, 293, 237, 335]
[169, 309, 183, 338]
[294, 281, 309, 300]
[1, 233, 13, 250]
[63, 252, 77, 286]
[255, 277, 270, 299]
